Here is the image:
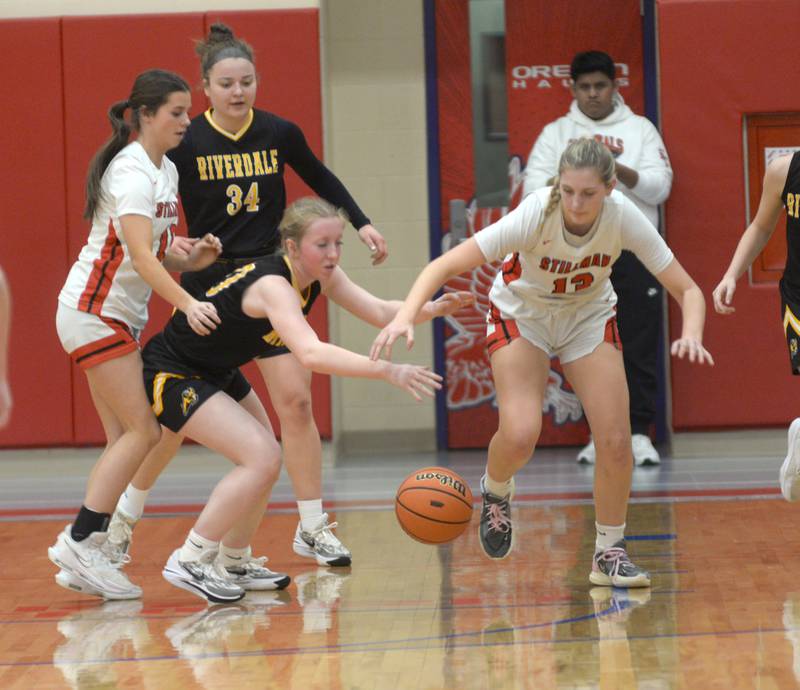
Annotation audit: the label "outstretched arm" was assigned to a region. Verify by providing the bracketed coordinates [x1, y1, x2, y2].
[370, 237, 487, 360]
[242, 277, 442, 401]
[0, 266, 11, 428]
[323, 267, 473, 328]
[655, 258, 713, 365]
[712, 155, 789, 314]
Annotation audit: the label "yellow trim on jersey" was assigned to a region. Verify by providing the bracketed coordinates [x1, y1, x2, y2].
[204, 108, 255, 141]
[784, 304, 800, 337]
[282, 255, 313, 307]
[151, 372, 186, 416]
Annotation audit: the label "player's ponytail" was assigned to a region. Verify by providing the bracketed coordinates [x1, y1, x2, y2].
[195, 23, 255, 81]
[84, 69, 190, 220]
[544, 176, 561, 219]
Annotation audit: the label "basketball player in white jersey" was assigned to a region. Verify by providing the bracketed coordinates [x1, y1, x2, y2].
[372, 138, 713, 587]
[49, 69, 222, 600]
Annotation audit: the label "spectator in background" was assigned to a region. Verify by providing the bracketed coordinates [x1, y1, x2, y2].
[522, 50, 672, 466]
[0, 265, 10, 428]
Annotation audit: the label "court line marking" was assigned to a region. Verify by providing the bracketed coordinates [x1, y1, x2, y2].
[2, 612, 794, 667]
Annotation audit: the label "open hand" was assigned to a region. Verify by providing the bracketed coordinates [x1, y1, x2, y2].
[370, 318, 414, 361]
[670, 337, 714, 365]
[184, 299, 220, 336]
[386, 363, 442, 401]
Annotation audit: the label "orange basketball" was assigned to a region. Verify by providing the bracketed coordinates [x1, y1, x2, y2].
[395, 466, 474, 544]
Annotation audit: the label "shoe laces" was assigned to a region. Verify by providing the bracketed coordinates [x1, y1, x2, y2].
[108, 516, 134, 545]
[484, 501, 511, 534]
[238, 555, 272, 574]
[595, 546, 632, 577]
[307, 515, 343, 549]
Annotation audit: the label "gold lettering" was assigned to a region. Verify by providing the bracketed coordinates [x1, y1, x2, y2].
[223, 154, 234, 179]
[253, 153, 265, 176]
[196, 156, 208, 181]
[232, 154, 244, 178]
[261, 150, 272, 174]
[262, 330, 284, 347]
[242, 153, 254, 176]
[270, 149, 279, 174]
[211, 155, 225, 180]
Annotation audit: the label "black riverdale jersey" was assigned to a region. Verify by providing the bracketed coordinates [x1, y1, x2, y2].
[782, 152, 800, 303]
[146, 254, 321, 378]
[167, 109, 370, 259]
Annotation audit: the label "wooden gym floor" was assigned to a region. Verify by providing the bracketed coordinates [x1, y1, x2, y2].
[0, 431, 798, 689]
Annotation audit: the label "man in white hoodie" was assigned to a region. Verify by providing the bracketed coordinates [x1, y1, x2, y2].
[522, 50, 673, 466]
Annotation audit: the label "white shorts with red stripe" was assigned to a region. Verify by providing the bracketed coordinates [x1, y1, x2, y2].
[56, 302, 140, 370]
[486, 300, 621, 364]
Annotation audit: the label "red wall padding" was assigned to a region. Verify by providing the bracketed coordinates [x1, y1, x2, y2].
[0, 19, 73, 446]
[0, 10, 329, 447]
[62, 13, 207, 445]
[658, 0, 800, 429]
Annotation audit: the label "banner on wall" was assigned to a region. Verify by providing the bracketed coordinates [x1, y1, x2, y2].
[437, 0, 645, 448]
[504, 0, 645, 171]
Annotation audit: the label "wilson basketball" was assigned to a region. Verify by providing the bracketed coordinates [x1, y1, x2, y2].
[395, 467, 474, 544]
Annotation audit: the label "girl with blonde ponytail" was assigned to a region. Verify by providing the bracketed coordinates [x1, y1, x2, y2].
[372, 137, 712, 587]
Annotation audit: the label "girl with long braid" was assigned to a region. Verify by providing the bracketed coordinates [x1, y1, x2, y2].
[371, 138, 713, 586]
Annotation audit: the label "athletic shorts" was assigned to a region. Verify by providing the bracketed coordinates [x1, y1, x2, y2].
[486, 300, 621, 364]
[781, 292, 800, 375]
[56, 302, 140, 370]
[142, 335, 251, 433]
[182, 257, 289, 360]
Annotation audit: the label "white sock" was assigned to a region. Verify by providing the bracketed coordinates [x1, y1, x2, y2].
[218, 544, 251, 568]
[178, 529, 218, 562]
[482, 471, 512, 498]
[117, 484, 149, 521]
[298, 499, 324, 532]
[595, 522, 626, 552]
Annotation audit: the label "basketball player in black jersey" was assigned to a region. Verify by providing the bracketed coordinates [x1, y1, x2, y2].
[107, 23, 389, 578]
[713, 152, 800, 501]
[139, 197, 470, 602]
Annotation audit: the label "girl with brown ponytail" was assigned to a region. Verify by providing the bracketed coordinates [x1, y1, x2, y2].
[50, 69, 222, 600]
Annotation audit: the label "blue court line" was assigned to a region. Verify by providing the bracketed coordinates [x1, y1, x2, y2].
[0, 588, 693, 626]
[0, 588, 698, 668]
[625, 533, 676, 541]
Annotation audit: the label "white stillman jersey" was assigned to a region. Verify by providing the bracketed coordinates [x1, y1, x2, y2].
[474, 188, 673, 323]
[59, 142, 179, 331]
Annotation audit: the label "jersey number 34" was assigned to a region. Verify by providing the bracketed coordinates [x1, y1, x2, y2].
[226, 182, 260, 215]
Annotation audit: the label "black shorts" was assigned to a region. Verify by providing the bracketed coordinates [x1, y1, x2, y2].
[142, 335, 252, 432]
[780, 288, 800, 375]
[182, 258, 290, 360]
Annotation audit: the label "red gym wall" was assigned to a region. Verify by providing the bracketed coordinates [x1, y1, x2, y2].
[0, 9, 330, 447]
[658, 0, 800, 429]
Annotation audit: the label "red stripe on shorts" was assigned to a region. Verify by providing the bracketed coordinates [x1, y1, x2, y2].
[604, 315, 622, 351]
[486, 302, 521, 355]
[78, 221, 124, 315]
[70, 318, 137, 370]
